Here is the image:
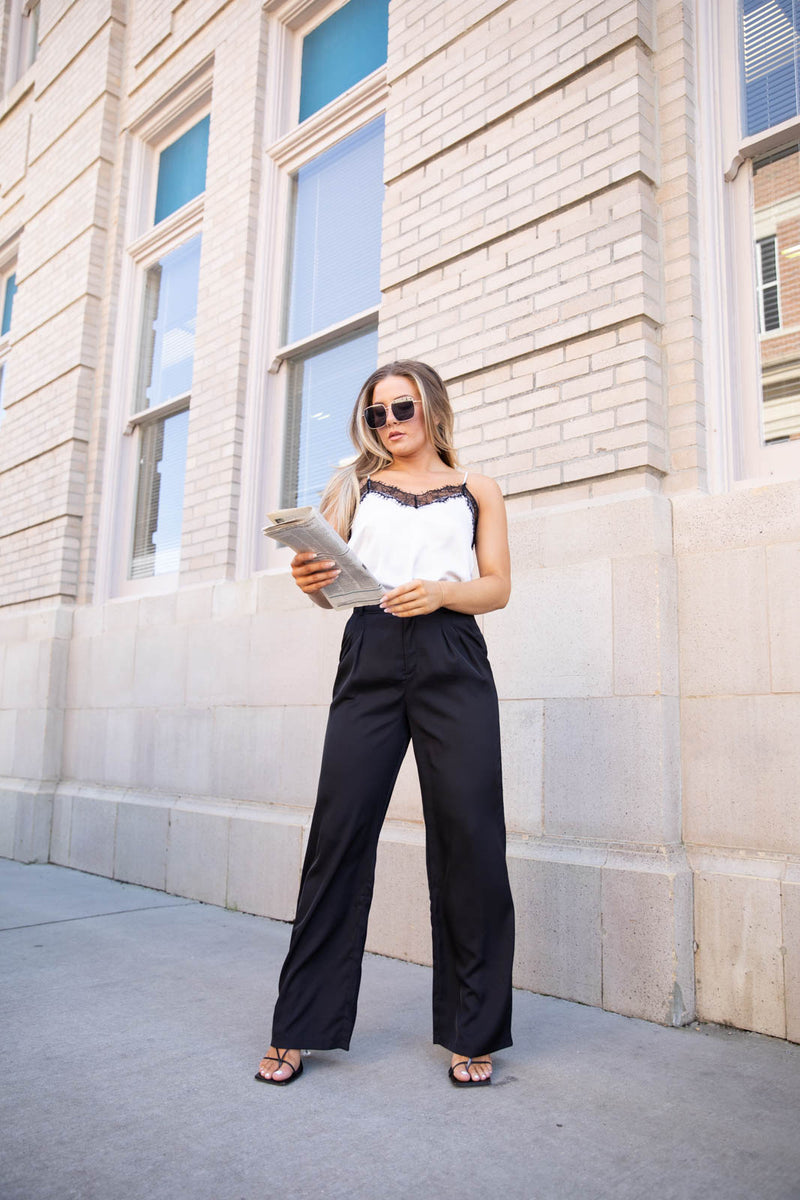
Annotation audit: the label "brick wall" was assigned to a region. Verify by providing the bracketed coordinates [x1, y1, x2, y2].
[380, 0, 670, 498]
[1, 0, 710, 608]
[0, 0, 124, 608]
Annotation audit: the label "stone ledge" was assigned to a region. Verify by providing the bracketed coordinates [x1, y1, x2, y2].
[0, 780, 55, 862]
[16, 783, 701, 1029]
[673, 480, 800, 554]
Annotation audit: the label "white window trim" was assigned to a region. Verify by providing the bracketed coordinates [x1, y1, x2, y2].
[237, 0, 388, 577]
[269, 304, 381, 372]
[696, 0, 800, 489]
[123, 390, 192, 436]
[94, 69, 212, 602]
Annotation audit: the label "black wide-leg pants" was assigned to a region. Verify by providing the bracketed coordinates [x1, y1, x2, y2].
[270, 605, 515, 1057]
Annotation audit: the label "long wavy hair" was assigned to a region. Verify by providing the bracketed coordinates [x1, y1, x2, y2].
[321, 360, 458, 539]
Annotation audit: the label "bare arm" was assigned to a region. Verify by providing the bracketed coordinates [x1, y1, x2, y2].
[380, 474, 511, 618]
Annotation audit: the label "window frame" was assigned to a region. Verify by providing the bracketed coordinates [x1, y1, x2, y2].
[697, 0, 800, 488]
[94, 65, 212, 601]
[3, 0, 39, 94]
[237, 0, 388, 577]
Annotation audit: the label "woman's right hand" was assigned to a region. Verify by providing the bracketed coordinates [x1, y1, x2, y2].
[290, 550, 341, 594]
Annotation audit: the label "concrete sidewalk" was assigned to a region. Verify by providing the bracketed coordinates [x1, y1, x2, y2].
[1, 859, 799, 1200]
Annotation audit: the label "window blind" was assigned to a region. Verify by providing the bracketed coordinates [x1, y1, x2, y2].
[742, 0, 800, 134]
[130, 407, 189, 578]
[286, 118, 384, 344]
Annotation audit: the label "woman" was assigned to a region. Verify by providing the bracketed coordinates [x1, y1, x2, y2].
[256, 360, 515, 1088]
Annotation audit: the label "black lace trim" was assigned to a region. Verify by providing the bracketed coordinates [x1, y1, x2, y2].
[359, 478, 478, 546]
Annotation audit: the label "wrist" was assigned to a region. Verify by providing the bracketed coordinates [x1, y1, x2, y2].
[438, 581, 449, 609]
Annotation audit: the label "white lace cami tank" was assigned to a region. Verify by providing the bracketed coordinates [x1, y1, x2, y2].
[348, 473, 479, 589]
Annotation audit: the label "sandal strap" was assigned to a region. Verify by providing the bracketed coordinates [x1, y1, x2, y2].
[259, 1050, 300, 1077]
[453, 1057, 491, 1077]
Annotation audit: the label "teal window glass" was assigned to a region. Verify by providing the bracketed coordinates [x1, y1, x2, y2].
[2, 273, 16, 337]
[742, 0, 800, 134]
[130, 407, 189, 578]
[134, 236, 201, 412]
[154, 116, 210, 225]
[283, 326, 378, 507]
[286, 117, 384, 343]
[298, 0, 389, 122]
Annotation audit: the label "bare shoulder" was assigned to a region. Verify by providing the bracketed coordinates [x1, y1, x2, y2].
[463, 472, 504, 507]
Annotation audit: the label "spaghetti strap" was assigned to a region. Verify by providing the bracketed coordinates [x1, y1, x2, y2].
[462, 470, 468, 485]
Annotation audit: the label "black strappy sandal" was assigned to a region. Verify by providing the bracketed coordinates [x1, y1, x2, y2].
[448, 1057, 492, 1087]
[254, 1049, 304, 1086]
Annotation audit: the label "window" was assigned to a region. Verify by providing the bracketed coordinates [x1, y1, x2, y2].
[266, 0, 389, 516]
[697, 0, 800, 483]
[123, 114, 208, 583]
[741, 0, 800, 135]
[3, 1, 39, 92]
[0, 264, 16, 433]
[237, 0, 389, 573]
[752, 145, 800, 443]
[129, 235, 200, 577]
[298, 0, 389, 121]
[740, 4, 800, 454]
[154, 116, 210, 224]
[282, 326, 379, 506]
[1, 271, 16, 337]
[756, 235, 780, 332]
[282, 114, 384, 506]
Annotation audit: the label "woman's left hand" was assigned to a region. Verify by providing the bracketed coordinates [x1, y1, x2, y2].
[380, 579, 446, 617]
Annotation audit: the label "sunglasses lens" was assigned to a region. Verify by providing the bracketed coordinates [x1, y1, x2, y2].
[364, 405, 386, 429]
[393, 400, 416, 421]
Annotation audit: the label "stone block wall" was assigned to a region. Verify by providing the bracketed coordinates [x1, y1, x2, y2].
[0, 603, 71, 861]
[32, 490, 694, 1028]
[675, 483, 800, 1042]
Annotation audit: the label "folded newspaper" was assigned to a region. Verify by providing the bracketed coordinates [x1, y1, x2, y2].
[263, 507, 386, 609]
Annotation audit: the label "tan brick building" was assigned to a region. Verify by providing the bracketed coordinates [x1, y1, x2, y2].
[1, 0, 798, 1042]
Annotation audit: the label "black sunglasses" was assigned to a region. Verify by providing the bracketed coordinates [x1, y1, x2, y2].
[363, 398, 419, 429]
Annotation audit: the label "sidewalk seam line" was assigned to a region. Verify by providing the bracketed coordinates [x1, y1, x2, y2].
[0, 902, 198, 931]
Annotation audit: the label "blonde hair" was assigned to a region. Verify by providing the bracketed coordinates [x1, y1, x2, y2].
[321, 360, 458, 539]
